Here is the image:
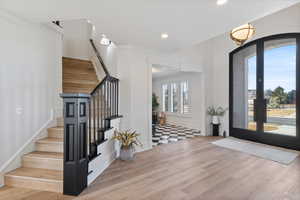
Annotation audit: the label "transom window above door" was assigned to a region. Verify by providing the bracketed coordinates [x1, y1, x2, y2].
[162, 81, 190, 114]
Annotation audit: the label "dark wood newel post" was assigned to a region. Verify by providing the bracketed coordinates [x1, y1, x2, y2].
[60, 93, 90, 196]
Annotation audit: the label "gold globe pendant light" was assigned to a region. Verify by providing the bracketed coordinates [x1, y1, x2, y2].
[230, 23, 255, 46]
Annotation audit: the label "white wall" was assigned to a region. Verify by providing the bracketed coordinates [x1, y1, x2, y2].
[163, 40, 213, 135]
[0, 10, 62, 185]
[171, 3, 300, 136]
[117, 46, 153, 151]
[94, 42, 118, 77]
[62, 19, 92, 61]
[152, 72, 204, 131]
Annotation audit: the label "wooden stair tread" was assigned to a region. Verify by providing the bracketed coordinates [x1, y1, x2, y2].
[24, 151, 63, 160]
[48, 127, 63, 131]
[5, 168, 63, 181]
[63, 90, 92, 93]
[62, 57, 92, 64]
[0, 186, 68, 200]
[37, 138, 63, 144]
[63, 87, 94, 91]
[63, 72, 97, 78]
[64, 87, 95, 90]
[63, 69, 96, 75]
[63, 82, 97, 87]
[63, 80, 98, 85]
[63, 64, 95, 71]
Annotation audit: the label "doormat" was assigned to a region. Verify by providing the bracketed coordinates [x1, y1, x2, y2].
[212, 138, 298, 165]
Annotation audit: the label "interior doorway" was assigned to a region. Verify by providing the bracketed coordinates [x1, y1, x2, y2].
[151, 65, 202, 147]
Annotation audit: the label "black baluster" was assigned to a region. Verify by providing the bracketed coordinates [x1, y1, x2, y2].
[104, 81, 107, 128]
[113, 79, 115, 116]
[110, 80, 113, 117]
[100, 85, 103, 130]
[88, 99, 91, 156]
[97, 90, 100, 143]
[116, 80, 119, 116]
[93, 96, 96, 143]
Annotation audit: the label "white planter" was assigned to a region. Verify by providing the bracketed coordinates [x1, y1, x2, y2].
[212, 115, 220, 124]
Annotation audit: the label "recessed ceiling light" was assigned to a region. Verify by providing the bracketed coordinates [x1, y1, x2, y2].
[217, 0, 228, 6]
[161, 33, 169, 39]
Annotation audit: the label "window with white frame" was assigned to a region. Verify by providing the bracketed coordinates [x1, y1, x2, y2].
[170, 83, 179, 113]
[162, 81, 190, 114]
[180, 81, 190, 114]
[162, 84, 169, 112]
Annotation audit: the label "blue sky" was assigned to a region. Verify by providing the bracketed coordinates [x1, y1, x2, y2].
[248, 45, 296, 92]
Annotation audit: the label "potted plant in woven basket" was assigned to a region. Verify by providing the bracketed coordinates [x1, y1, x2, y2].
[113, 130, 142, 160]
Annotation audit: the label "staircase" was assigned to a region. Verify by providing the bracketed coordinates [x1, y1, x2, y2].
[4, 118, 64, 193]
[3, 58, 100, 193]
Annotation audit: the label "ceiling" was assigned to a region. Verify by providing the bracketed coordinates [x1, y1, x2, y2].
[1, 0, 299, 52]
[152, 65, 180, 79]
[152, 64, 200, 79]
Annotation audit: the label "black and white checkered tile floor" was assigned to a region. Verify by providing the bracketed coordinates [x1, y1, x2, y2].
[152, 124, 201, 146]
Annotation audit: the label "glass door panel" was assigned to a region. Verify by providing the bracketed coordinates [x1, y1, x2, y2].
[263, 39, 297, 136]
[232, 44, 257, 131]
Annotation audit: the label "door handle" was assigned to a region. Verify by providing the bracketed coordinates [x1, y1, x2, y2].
[253, 99, 267, 123]
[264, 98, 267, 123]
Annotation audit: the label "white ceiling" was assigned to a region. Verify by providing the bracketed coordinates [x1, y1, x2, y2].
[152, 64, 200, 79]
[152, 65, 180, 79]
[1, 0, 300, 52]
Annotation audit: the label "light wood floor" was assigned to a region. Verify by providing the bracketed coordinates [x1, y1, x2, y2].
[1, 137, 299, 200]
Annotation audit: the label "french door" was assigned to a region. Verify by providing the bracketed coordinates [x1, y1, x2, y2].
[229, 33, 300, 150]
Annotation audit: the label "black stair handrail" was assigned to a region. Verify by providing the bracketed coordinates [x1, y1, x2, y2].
[89, 39, 110, 77]
[88, 40, 120, 160]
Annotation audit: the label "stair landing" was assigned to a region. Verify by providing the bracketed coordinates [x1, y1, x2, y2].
[63, 57, 99, 94]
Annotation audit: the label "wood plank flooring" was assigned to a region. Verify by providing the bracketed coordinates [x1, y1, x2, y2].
[1, 137, 299, 200]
